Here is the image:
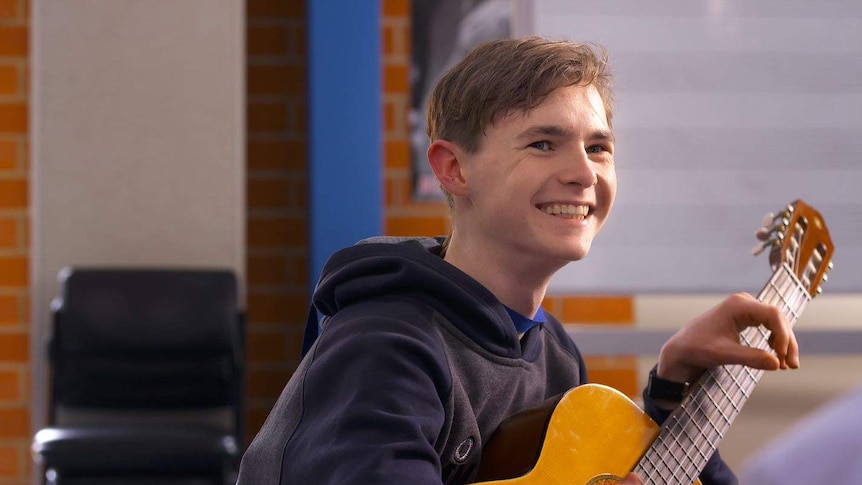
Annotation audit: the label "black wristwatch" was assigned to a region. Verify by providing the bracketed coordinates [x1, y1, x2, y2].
[646, 365, 690, 402]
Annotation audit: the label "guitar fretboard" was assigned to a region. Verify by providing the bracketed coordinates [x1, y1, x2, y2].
[633, 264, 810, 485]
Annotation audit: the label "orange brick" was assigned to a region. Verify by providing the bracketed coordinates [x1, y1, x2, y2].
[0, 26, 26, 56]
[0, 407, 27, 438]
[0, 140, 15, 170]
[248, 101, 287, 133]
[0, 103, 26, 133]
[384, 139, 409, 169]
[0, 256, 26, 286]
[0, 370, 18, 400]
[248, 178, 291, 210]
[0, 444, 20, 478]
[246, 291, 308, 324]
[248, 64, 305, 96]
[0, 179, 26, 208]
[559, 295, 634, 324]
[386, 216, 448, 237]
[0, 332, 26, 361]
[383, 101, 396, 132]
[0, 218, 15, 247]
[248, 140, 306, 171]
[247, 253, 288, 286]
[0, 0, 17, 19]
[247, 0, 304, 19]
[291, 100, 306, 132]
[247, 25, 288, 57]
[247, 330, 289, 363]
[0, 64, 16, 95]
[382, 0, 409, 17]
[382, 24, 396, 57]
[0, 295, 17, 325]
[584, 356, 639, 398]
[248, 215, 307, 249]
[291, 178, 307, 210]
[384, 63, 409, 94]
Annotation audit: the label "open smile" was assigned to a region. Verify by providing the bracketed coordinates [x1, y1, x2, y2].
[536, 203, 591, 221]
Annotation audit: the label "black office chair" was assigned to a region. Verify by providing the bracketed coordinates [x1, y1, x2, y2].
[32, 268, 245, 485]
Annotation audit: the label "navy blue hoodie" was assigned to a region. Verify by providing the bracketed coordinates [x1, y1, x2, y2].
[237, 237, 736, 484]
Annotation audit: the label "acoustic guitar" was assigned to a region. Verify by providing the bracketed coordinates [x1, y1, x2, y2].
[473, 200, 835, 485]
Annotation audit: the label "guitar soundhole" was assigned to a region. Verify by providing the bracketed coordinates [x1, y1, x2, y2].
[586, 474, 622, 485]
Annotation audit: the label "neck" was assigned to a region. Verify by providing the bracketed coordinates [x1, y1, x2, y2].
[443, 231, 560, 317]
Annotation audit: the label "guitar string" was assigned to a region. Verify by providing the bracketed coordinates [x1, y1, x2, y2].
[635, 265, 809, 484]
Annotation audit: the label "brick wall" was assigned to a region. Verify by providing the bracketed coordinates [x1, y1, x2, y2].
[245, 0, 308, 444]
[0, 0, 29, 482]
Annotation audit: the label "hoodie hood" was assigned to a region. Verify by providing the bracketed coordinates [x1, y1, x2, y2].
[311, 237, 523, 358]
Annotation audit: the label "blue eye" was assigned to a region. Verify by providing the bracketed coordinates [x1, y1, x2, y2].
[587, 145, 606, 153]
[529, 141, 552, 151]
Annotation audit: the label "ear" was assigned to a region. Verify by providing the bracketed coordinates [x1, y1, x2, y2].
[427, 139, 469, 197]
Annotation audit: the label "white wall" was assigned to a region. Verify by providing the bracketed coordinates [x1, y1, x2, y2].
[30, 0, 245, 435]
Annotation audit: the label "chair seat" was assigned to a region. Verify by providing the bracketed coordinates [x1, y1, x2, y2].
[32, 424, 238, 474]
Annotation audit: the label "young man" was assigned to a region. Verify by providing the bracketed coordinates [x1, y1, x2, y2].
[237, 37, 798, 485]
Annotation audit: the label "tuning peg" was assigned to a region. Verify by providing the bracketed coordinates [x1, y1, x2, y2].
[828, 261, 834, 270]
[761, 212, 775, 227]
[755, 227, 771, 241]
[822, 274, 828, 283]
[752, 241, 769, 256]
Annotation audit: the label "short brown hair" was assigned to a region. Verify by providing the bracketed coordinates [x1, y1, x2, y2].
[427, 37, 614, 207]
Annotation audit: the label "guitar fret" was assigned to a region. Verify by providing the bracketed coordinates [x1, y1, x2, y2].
[639, 262, 818, 485]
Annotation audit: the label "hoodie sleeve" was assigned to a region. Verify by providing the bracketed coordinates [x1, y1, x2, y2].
[275, 306, 452, 485]
[642, 389, 739, 485]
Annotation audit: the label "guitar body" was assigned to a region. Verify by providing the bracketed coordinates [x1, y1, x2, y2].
[473, 384, 701, 485]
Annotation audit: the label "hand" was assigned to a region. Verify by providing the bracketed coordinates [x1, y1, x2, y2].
[621, 473, 643, 484]
[657, 293, 799, 384]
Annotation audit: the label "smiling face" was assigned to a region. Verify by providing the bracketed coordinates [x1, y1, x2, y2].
[452, 83, 617, 273]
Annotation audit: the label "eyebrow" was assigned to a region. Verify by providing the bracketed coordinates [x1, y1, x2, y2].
[516, 125, 615, 143]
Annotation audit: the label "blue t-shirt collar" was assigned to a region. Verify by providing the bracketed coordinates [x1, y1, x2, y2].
[504, 306, 546, 334]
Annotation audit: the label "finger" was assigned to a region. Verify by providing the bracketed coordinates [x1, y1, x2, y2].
[621, 473, 644, 485]
[728, 295, 793, 367]
[718, 340, 781, 370]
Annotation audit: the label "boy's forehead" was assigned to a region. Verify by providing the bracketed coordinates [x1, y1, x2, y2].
[494, 84, 609, 130]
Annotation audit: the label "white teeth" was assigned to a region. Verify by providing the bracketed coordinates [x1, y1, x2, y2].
[540, 204, 589, 219]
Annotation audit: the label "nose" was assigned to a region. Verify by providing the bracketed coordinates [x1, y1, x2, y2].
[560, 147, 598, 187]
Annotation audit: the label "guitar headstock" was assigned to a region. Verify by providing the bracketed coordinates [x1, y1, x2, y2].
[753, 200, 834, 297]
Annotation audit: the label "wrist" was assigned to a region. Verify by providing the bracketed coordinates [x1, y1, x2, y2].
[646, 365, 690, 403]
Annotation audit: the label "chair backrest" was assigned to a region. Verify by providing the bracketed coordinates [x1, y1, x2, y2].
[50, 268, 243, 413]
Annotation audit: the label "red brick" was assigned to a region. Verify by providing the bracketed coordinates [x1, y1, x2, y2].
[384, 64, 409, 94]
[247, 25, 288, 57]
[247, 368, 293, 399]
[291, 254, 308, 287]
[384, 139, 410, 169]
[248, 140, 306, 171]
[0, 179, 26, 208]
[0, 0, 17, 19]
[559, 295, 634, 324]
[248, 102, 287, 133]
[0, 407, 28, 438]
[0, 139, 16, 170]
[0, 295, 17, 325]
[247, 0, 304, 19]
[248, 64, 305, 96]
[0, 332, 27, 362]
[247, 254, 289, 286]
[386, 216, 449, 237]
[0, 256, 26, 286]
[0, 26, 26, 56]
[248, 178, 291, 210]
[584, 356, 639, 398]
[247, 215, 306, 248]
[0, 444, 20, 478]
[247, 330, 289, 363]
[0, 103, 26, 133]
[382, 0, 409, 17]
[0, 370, 18, 400]
[0, 64, 17, 95]
[0, 218, 16, 247]
[246, 291, 308, 324]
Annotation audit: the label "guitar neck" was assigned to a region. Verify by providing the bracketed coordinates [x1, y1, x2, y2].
[634, 264, 811, 485]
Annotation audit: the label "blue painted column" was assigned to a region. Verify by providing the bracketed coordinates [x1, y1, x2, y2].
[308, 1, 381, 286]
